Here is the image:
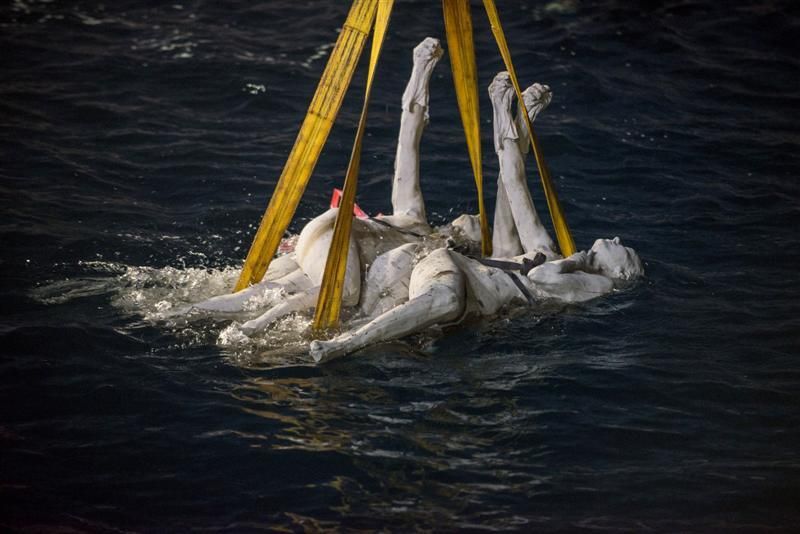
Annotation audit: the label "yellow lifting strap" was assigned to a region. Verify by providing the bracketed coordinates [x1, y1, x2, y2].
[482, 0, 577, 256]
[313, 0, 395, 331]
[234, 0, 379, 292]
[442, 0, 492, 257]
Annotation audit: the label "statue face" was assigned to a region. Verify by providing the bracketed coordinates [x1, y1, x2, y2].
[589, 237, 644, 280]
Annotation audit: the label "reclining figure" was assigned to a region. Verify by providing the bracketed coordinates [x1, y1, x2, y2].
[308, 72, 643, 362]
[187, 39, 643, 360]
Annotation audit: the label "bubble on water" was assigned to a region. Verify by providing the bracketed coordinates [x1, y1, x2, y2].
[300, 42, 334, 69]
[111, 264, 242, 320]
[32, 256, 327, 362]
[244, 83, 266, 95]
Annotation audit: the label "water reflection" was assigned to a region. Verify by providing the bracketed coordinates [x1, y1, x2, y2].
[225, 348, 560, 527]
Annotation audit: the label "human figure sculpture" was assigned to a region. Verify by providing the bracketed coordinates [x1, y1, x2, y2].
[235, 70, 562, 333]
[491, 75, 557, 260]
[356, 77, 557, 320]
[185, 39, 643, 360]
[187, 38, 555, 330]
[308, 73, 644, 362]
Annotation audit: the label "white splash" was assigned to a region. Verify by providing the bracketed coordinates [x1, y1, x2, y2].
[33, 260, 316, 359]
[244, 83, 266, 95]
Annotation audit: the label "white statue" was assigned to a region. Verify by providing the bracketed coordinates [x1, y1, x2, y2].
[185, 38, 643, 360]
[308, 72, 643, 362]
[187, 38, 552, 329]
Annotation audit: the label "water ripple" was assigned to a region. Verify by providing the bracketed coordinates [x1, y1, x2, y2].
[2, 0, 800, 530]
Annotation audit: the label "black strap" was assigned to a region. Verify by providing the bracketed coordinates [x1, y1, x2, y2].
[367, 217, 542, 305]
[505, 271, 536, 306]
[470, 253, 547, 306]
[472, 252, 546, 276]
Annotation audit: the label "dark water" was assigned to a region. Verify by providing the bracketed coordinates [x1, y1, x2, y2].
[2, 0, 800, 530]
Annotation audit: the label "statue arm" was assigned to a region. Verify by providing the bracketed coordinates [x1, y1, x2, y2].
[526, 251, 613, 303]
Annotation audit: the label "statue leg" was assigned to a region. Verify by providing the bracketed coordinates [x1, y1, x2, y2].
[189, 254, 304, 313]
[498, 138, 556, 256]
[489, 75, 557, 258]
[384, 37, 442, 228]
[359, 243, 418, 318]
[310, 249, 466, 362]
[491, 172, 523, 258]
[240, 286, 320, 334]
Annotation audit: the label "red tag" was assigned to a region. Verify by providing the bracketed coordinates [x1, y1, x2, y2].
[329, 188, 369, 219]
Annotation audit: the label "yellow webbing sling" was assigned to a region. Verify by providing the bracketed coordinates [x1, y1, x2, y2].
[234, 0, 379, 291]
[483, 0, 576, 256]
[313, 0, 394, 331]
[442, 0, 492, 257]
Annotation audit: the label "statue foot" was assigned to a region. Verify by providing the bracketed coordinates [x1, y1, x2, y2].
[309, 337, 352, 363]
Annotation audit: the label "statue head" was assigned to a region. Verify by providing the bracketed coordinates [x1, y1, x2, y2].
[588, 237, 644, 280]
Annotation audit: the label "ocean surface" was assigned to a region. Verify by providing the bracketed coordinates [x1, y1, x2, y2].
[2, 0, 799, 531]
